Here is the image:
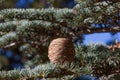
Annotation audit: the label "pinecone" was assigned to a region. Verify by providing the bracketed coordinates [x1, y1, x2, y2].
[48, 38, 75, 64]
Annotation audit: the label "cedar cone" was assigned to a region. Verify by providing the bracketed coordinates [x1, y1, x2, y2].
[48, 38, 75, 64]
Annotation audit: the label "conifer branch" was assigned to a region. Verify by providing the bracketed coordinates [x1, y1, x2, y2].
[0, 45, 120, 79]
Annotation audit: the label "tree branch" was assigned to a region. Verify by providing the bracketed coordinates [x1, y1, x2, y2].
[75, 26, 120, 36]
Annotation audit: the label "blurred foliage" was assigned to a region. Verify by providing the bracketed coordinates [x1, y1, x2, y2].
[0, 0, 16, 9]
[0, 56, 9, 70]
[48, 0, 62, 7]
[0, 0, 76, 8]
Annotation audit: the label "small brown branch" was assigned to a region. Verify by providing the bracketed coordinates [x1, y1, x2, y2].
[75, 26, 120, 36]
[96, 0, 120, 3]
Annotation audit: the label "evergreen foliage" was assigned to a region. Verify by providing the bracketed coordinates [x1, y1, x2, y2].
[0, 0, 119, 79]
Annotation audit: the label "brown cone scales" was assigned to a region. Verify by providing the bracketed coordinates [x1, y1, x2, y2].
[48, 38, 75, 64]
